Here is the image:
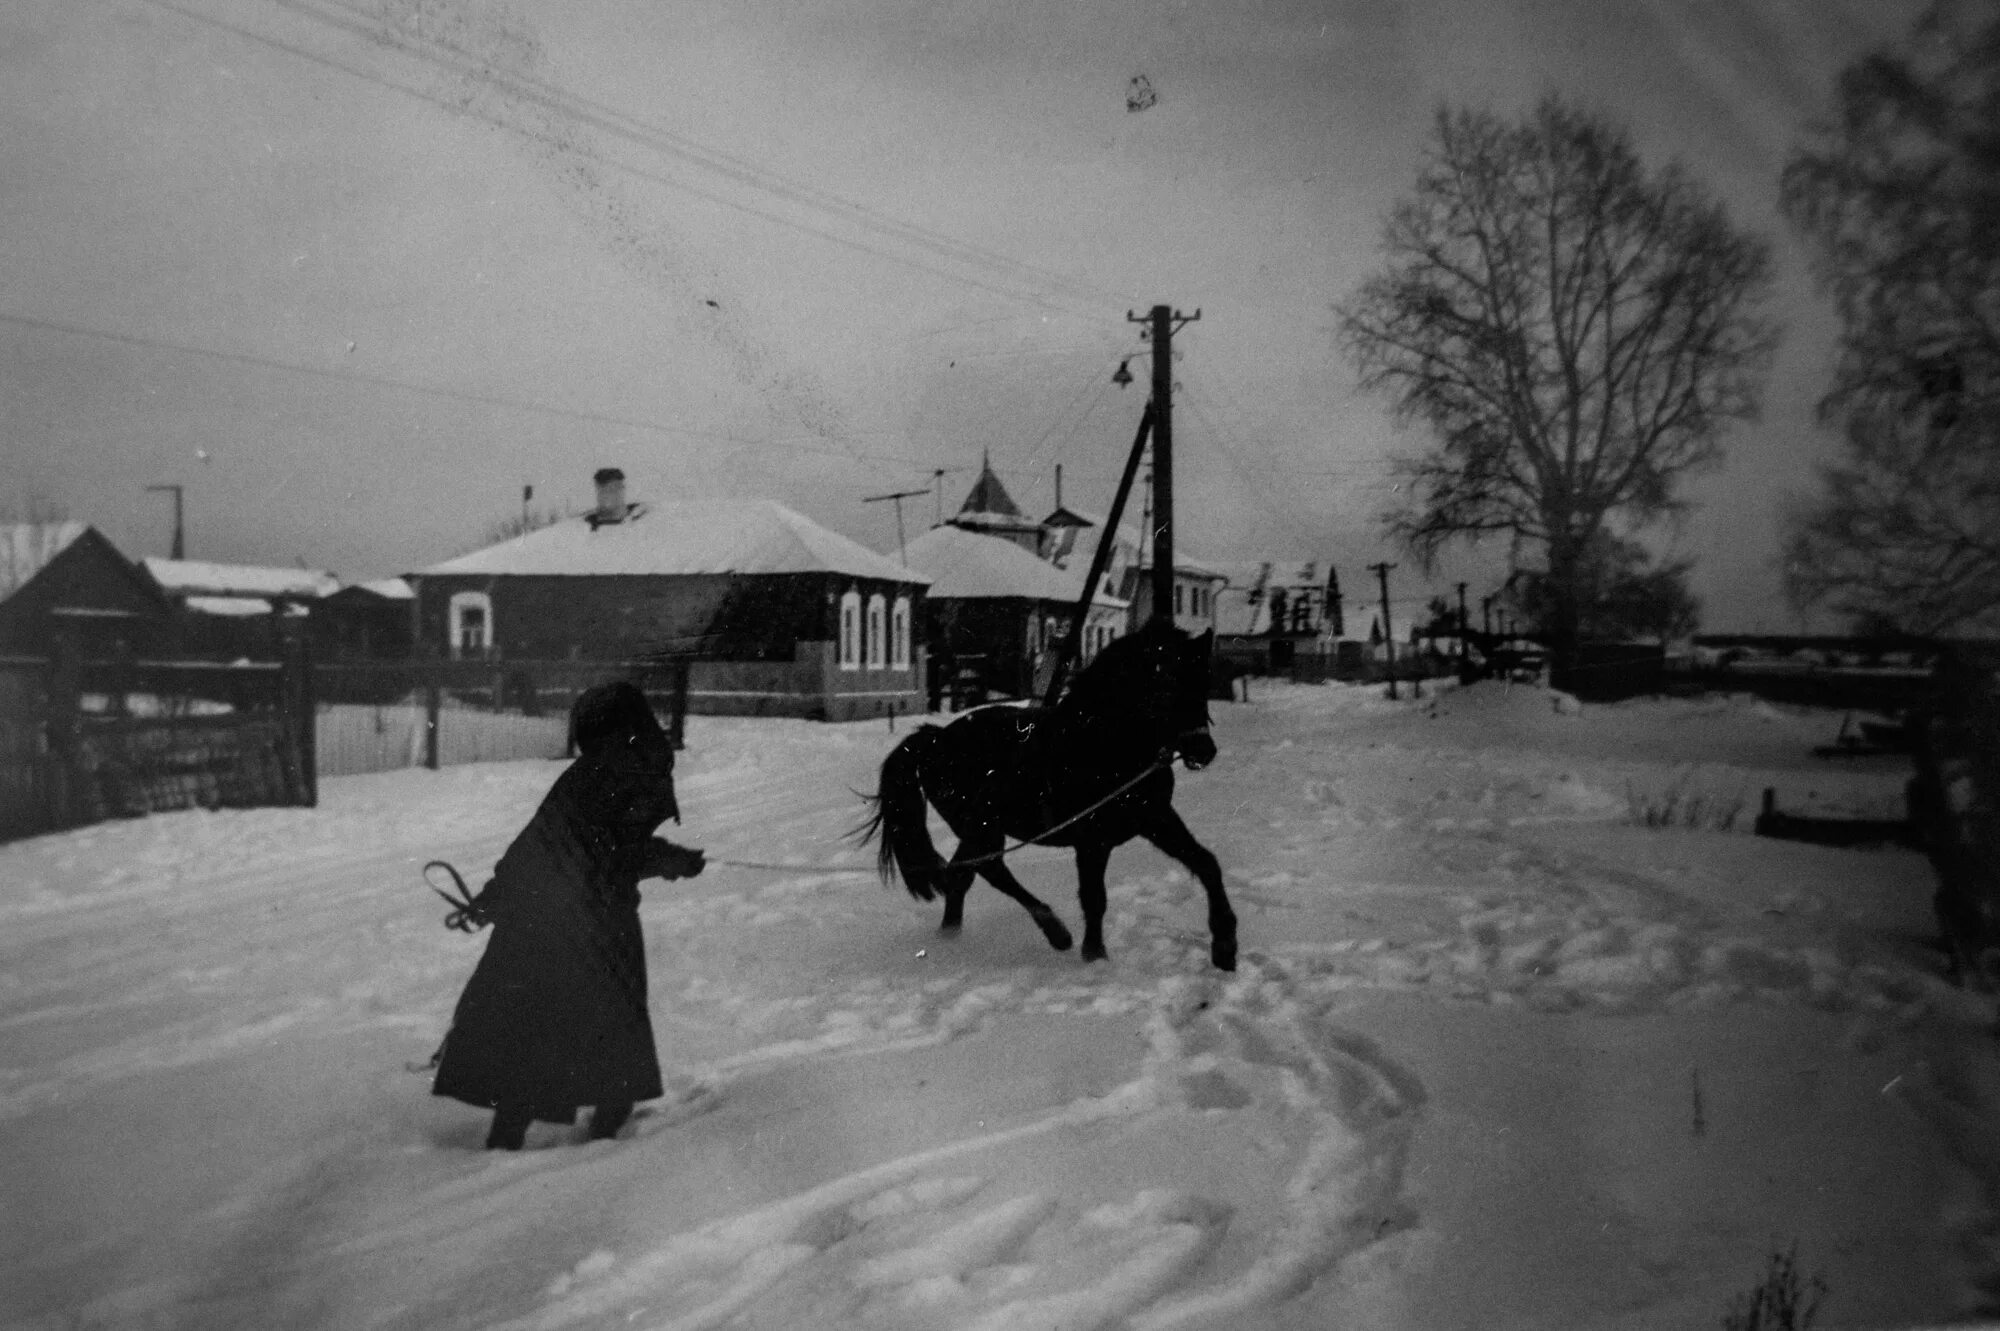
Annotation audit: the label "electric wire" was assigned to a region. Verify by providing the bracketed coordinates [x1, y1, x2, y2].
[140, 0, 1133, 327]
[286, 0, 1148, 318]
[0, 309, 931, 472]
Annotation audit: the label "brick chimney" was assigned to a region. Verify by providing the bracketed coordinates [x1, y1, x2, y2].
[591, 467, 627, 527]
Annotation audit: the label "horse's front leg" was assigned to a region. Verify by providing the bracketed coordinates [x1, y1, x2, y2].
[1140, 807, 1237, 972]
[1073, 840, 1113, 962]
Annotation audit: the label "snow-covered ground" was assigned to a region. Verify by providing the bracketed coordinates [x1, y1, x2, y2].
[5, 680, 1997, 1329]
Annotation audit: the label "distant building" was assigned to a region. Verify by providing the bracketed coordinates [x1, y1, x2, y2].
[409, 469, 929, 721]
[1215, 560, 1348, 673]
[0, 523, 170, 655]
[1042, 506, 1224, 637]
[142, 557, 339, 659]
[315, 578, 415, 660]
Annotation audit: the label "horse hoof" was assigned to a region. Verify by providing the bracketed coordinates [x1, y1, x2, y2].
[1082, 943, 1108, 963]
[939, 922, 962, 937]
[1044, 921, 1073, 951]
[1213, 942, 1237, 972]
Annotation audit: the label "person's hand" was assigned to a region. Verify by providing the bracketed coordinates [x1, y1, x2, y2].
[649, 841, 706, 880]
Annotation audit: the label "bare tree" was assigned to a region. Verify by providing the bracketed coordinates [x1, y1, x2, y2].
[1338, 96, 1777, 680]
[1779, 0, 2000, 637]
[0, 493, 75, 600]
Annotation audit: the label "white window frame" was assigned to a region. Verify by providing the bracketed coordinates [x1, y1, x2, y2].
[865, 593, 887, 669]
[891, 597, 911, 670]
[838, 590, 861, 670]
[448, 590, 493, 659]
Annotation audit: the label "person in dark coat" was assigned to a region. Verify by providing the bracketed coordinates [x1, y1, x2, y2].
[433, 681, 704, 1149]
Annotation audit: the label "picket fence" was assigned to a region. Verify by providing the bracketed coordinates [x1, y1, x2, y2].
[314, 703, 570, 778]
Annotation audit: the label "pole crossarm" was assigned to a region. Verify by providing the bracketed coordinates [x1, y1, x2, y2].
[864, 488, 928, 566]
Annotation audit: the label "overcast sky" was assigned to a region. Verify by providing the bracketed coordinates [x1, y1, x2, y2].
[0, 0, 1929, 631]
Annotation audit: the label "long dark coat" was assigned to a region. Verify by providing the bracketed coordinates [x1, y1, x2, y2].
[433, 738, 693, 1122]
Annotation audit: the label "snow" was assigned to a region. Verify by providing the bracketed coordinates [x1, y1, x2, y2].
[901, 525, 1124, 606]
[418, 500, 927, 583]
[141, 558, 341, 601]
[5, 679, 1998, 1329]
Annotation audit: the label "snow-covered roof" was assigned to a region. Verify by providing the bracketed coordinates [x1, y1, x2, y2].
[143, 557, 340, 600]
[0, 521, 90, 600]
[420, 499, 928, 584]
[902, 525, 1125, 606]
[183, 595, 307, 618]
[344, 577, 414, 600]
[1043, 507, 1223, 578]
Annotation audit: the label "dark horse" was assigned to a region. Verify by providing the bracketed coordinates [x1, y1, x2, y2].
[855, 620, 1236, 971]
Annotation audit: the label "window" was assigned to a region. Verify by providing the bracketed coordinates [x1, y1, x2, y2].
[866, 594, 887, 669]
[448, 591, 493, 659]
[838, 590, 860, 670]
[1174, 583, 1185, 616]
[891, 597, 911, 670]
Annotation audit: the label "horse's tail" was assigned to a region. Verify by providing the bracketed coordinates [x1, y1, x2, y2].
[851, 726, 946, 902]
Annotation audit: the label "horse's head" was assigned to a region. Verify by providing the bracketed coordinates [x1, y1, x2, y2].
[1164, 627, 1218, 770]
[1068, 620, 1217, 770]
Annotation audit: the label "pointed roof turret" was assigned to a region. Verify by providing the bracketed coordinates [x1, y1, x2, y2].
[957, 450, 1023, 519]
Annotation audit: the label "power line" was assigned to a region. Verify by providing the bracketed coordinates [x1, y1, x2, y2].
[140, 0, 1132, 326]
[287, 0, 1148, 317]
[0, 309, 930, 471]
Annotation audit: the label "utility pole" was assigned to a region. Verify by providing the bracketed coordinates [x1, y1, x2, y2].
[929, 467, 966, 528]
[864, 489, 927, 565]
[145, 484, 185, 560]
[1128, 304, 1198, 625]
[521, 484, 534, 533]
[1370, 561, 1398, 700]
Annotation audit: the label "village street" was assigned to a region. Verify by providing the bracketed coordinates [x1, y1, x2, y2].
[2, 679, 1991, 1330]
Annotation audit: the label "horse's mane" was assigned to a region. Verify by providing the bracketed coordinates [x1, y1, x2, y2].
[1058, 620, 1185, 716]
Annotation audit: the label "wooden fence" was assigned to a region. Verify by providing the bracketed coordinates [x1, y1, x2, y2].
[314, 703, 572, 778]
[1, 653, 689, 840]
[0, 646, 315, 843]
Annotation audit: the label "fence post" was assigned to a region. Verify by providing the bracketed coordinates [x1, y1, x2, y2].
[425, 680, 442, 770]
[43, 636, 81, 832]
[670, 657, 690, 751]
[288, 630, 318, 807]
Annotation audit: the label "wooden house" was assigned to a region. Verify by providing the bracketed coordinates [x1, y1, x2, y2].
[409, 471, 929, 721]
[142, 558, 339, 660]
[0, 523, 171, 656]
[315, 578, 416, 660]
[1043, 506, 1225, 637]
[901, 522, 1127, 706]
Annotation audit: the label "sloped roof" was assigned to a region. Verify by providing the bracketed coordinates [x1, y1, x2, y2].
[903, 524, 1125, 605]
[420, 499, 927, 584]
[144, 557, 340, 600]
[1048, 507, 1226, 579]
[957, 456, 1024, 518]
[0, 521, 89, 600]
[184, 595, 308, 618]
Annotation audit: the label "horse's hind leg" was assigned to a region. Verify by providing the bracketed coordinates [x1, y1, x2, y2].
[1140, 807, 1237, 972]
[1074, 840, 1112, 962]
[972, 852, 1074, 953]
[938, 840, 981, 934]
